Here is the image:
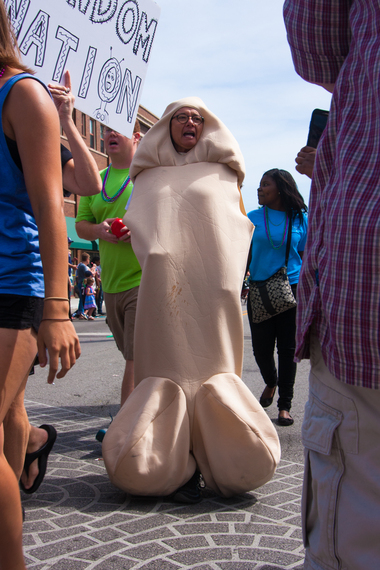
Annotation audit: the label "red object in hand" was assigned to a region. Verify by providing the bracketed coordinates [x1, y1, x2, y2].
[110, 218, 126, 238]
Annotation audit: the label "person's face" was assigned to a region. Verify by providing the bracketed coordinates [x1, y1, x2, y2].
[170, 107, 204, 153]
[104, 127, 140, 159]
[257, 175, 283, 210]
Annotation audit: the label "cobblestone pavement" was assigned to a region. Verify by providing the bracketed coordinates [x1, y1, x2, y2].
[23, 400, 305, 570]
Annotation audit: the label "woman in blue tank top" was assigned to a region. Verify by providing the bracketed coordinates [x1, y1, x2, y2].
[0, 4, 81, 569]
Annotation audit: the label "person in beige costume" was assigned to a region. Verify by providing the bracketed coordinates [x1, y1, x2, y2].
[102, 98, 281, 502]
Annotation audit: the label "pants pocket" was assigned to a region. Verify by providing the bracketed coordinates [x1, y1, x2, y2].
[301, 394, 344, 569]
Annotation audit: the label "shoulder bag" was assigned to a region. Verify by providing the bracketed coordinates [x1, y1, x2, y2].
[249, 215, 296, 323]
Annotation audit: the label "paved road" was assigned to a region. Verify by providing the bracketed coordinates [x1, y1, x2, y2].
[22, 300, 310, 569]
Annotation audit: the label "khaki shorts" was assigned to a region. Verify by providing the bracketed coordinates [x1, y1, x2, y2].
[303, 330, 380, 569]
[104, 287, 139, 360]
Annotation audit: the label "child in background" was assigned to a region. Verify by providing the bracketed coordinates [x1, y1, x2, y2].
[84, 277, 96, 320]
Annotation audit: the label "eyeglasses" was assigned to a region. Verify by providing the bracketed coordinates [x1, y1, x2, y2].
[172, 113, 204, 126]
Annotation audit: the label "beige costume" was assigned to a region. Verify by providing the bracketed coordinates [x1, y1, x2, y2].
[103, 98, 281, 497]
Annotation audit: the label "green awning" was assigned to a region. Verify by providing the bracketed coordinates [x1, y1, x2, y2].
[65, 216, 98, 251]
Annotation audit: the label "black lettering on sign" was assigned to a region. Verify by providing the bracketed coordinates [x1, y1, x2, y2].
[116, 0, 139, 45]
[133, 11, 157, 62]
[53, 26, 79, 82]
[91, 0, 118, 23]
[5, 0, 30, 38]
[19, 9, 49, 67]
[116, 67, 141, 122]
[78, 46, 97, 98]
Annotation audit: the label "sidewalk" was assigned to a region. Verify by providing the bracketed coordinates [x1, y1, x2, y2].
[22, 306, 307, 570]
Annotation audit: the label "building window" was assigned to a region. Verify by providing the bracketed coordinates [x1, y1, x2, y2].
[100, 124, 105, 154]
[90, 119, 96, 149]
[72, 108, 76, 125]
[81, 113, 86, 137]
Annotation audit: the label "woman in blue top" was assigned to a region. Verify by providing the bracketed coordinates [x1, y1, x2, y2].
[247, 169, 308, 426]
[0, 3, 80, 568]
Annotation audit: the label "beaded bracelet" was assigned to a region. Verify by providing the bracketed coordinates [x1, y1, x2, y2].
[44, 297, 69, 302]
[41, 318, 71, 322]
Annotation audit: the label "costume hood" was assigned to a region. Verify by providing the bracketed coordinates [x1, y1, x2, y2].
[130, 97, 245, 187]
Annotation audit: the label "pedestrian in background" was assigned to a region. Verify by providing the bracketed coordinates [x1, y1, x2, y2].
[73, 252, 92, 319]
[247, 169, 307, 426]
[84, 276, 96, 320]
[92, 256, 104, 315]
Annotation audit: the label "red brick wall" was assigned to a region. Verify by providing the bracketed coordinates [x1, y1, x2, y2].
[63, 107, 158, 217]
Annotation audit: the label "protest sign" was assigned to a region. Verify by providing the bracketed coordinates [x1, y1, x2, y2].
[5, 0, 161, 138]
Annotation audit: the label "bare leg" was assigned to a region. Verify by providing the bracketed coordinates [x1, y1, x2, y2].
[120, 359, 134, 407]
[4, 397, 51, 489]
[0, 327, 37, 570]
[0, 426, 26, 570]
[3, 386, 30, 479]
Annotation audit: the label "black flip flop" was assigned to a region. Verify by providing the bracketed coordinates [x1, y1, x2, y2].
[20, 424, 57, 494]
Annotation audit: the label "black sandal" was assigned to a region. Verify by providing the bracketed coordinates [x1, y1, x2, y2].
[20, 425, 57, 494]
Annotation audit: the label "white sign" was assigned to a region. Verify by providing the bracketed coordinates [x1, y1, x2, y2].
[5, 0, 161, 137]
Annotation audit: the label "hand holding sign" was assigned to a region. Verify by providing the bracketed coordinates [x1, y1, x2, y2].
[48, 70, 75, 123]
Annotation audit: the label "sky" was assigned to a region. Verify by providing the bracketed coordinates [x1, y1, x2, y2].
[139, 0, 332, 213]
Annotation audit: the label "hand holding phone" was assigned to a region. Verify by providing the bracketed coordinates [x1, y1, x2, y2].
[307, 108, 329, 148]
[295, 146, 317, 179]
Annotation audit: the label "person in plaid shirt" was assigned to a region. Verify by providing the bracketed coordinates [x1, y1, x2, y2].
[284, 1, 380, 568]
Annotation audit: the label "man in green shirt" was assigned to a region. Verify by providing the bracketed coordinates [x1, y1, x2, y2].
[76, 121, 141, 405]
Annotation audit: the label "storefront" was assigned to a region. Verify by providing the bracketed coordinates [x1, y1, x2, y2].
[65, 216, 98, 253]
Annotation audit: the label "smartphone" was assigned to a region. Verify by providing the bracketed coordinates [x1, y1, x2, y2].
[306, 109, 329, 148]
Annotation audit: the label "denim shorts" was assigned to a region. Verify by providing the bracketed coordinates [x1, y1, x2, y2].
[0, 293, 44, 333]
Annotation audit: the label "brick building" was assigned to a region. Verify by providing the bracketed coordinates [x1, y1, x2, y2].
[64, 105, 159, 254]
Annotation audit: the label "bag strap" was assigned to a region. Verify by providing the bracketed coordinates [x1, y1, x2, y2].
[284, 215, 292, 268]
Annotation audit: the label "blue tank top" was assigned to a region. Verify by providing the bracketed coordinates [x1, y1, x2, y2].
[0, 73, 45, 297]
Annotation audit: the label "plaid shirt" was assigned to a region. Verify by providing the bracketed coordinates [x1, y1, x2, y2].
[284, 0, 380, 389]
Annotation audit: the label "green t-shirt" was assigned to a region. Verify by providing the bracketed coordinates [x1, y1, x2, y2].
[75, 166, 141, 294]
